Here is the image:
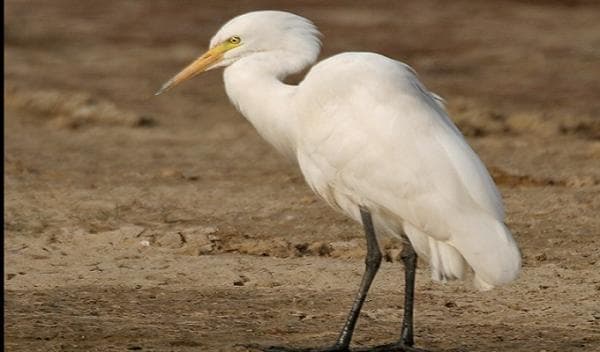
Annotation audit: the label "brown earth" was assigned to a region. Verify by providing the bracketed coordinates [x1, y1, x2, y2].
[4, 1, 600, 351]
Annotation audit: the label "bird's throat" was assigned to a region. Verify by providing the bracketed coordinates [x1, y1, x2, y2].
[223, 55, 302, 160]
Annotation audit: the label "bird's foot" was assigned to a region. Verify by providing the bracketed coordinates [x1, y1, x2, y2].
[353, 342, 430, 352]
[263, 345, 348, 352]
[240, 342, 430, 352]
[240, 343, 349, 352]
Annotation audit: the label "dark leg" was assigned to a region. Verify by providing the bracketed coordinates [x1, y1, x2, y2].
[334, 207, 383, 349]
[399, 233, 418, 347]
[260, 207, 382, 352]
[257, 212, 430, 352]
[354, 234, 428, 352]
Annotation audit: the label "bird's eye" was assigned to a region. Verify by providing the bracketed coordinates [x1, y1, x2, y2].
[228, 36, 241, 44]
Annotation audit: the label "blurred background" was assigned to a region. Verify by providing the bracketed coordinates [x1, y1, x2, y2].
[5, 1, 600, 351]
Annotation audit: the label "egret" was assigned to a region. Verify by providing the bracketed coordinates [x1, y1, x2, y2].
[157, 11, 521, 352]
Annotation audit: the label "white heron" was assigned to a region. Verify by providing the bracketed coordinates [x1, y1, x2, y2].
[157, 10, 521, 352]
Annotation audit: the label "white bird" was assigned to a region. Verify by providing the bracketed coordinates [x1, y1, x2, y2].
[157, 10, 521, 352]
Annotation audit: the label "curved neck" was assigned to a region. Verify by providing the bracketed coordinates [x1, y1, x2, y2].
[223, 52, 307, 160]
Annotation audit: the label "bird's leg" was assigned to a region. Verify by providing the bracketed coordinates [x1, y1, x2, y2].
[258, 207, 382, 352]
[354, 235, 429, 352]
[399, 233, 418, 347]
[333, 207, 383, 349]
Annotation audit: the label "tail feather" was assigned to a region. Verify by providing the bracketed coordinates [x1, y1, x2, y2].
[430, 239, 466, 281]
[402, 215, 521, 290]
[403, 222, 466, 283]
[448, 215, 521, 289]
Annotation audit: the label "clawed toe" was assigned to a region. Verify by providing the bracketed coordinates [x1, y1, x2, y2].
[237, 343, 348, 352]
[239, 342, 429, 352]
[353, 342, 430, 352]
[262, 345, 348, 352]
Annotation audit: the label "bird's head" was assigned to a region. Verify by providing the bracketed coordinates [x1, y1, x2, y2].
[156, 11, 321, 95]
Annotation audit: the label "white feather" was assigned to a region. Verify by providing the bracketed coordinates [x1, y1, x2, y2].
[209, 11, 520, 289]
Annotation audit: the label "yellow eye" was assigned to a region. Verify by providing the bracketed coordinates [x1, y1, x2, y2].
[228, 36, 241, 44]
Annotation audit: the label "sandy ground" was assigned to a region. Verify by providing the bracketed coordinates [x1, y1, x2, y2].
[4, 1, 600, 351]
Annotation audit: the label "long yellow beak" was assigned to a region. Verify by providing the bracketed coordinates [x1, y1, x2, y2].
[155, 44, 228, 96]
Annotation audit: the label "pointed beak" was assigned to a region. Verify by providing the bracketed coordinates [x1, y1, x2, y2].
[155, 44, 227, 96]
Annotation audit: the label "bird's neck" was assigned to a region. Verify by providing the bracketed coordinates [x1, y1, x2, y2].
[223, 53, 307, 160]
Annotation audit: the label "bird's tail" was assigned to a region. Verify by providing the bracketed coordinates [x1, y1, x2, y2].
[402, 216, 521, 290]
[448, 215, 521, 290]
[403, 222, 467, 283]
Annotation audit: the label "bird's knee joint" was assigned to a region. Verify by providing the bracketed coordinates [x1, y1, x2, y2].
[400, 251, 415, 260]
[365, 254, 382, 268]
[401, 246, 417, 261]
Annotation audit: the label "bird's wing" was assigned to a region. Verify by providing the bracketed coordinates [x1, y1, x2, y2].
[296, 53, 519, 286]
[296, 53, 505, 239]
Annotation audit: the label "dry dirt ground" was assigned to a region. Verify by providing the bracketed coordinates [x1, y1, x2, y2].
[4, 1, 600, 351]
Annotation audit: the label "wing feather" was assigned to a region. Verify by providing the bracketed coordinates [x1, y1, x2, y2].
[296, 53, 520, 286]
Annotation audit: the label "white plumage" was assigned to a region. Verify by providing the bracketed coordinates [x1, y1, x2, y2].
[204, 11, 521, 290]
[157, 10, 522, 349]
[296, 53, 519, 289]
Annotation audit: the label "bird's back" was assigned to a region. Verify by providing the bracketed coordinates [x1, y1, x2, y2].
[294, 52, 520, 288]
